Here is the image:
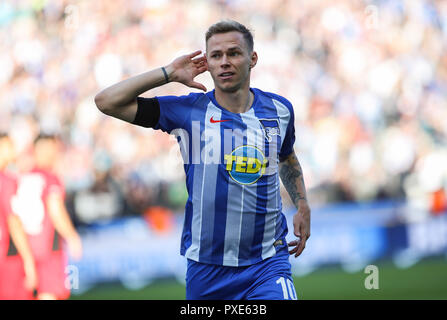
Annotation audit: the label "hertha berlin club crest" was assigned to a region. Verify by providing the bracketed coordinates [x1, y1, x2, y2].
[259, 119, 280, 142]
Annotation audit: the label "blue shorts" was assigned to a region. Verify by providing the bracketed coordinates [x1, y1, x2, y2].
[185, 249, 298, 300]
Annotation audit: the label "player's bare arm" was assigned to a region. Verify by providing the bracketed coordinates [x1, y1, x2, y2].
[94, 50, 208, 122]
[279, 151, 311, 258]
[7, 214, 38, 291]
[47, 193, 83, 261]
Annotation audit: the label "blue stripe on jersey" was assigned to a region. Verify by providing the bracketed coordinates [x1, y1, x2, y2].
[198, 104, 221, 263]
[181, 168, 193, 256]
[179, 99, 197, 257]
[210, 129, 229, 265]
[183, 105, 205, 260]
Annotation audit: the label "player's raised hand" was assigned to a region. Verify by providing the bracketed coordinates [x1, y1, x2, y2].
[288, 202, 311, 258]
[165, 50, 208, 91]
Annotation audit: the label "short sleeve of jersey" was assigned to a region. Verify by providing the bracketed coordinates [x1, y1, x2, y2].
[43, 174, 65, 200]
[279, 99, 296, 159]
[154, 92, 203, 133]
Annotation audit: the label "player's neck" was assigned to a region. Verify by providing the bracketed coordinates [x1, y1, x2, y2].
[214, 85, 253, 114]
[34, 161, 53, 171]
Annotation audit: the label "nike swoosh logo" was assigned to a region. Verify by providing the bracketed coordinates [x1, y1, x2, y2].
[210, 116, 230, 123]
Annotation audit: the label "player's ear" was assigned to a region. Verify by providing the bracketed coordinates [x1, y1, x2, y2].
[249, 51, 258, 70]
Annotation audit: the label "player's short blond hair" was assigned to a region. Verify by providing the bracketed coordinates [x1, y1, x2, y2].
[205, 20, 254, 52]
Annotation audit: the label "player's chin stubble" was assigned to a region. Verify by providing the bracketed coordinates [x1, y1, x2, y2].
[214, 72, 250, 93]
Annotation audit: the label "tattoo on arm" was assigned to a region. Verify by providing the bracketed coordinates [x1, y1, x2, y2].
[279, 152, 307, 208]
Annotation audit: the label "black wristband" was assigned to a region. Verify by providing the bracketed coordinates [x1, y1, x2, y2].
[161, 66, 169, 84]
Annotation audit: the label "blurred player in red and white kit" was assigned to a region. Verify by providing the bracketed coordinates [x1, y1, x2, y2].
[12, 133, 82, 300]
[0, 133, 37, 300]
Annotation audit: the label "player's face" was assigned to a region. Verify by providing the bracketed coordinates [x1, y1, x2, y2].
[34, 139, 60, 168]
[206, 31, 257, 93]
[0, 137, 15, 168]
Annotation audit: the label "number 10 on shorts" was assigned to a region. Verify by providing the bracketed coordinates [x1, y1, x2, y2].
[276, 277, 298, 300]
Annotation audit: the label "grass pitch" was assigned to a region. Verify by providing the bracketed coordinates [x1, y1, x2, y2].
[70, 258, 447, 300]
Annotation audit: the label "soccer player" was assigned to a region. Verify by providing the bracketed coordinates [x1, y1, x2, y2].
[95, 20, 311, 300]
[12, 134, 82, 300]
[0, 133, 37, 300]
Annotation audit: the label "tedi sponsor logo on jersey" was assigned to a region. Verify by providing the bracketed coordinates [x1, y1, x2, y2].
[224, 145, 268, 185]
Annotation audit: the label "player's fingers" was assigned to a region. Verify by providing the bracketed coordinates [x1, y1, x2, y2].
[293, 223, 309, 257]
[190, 81, 207, 91]
[188, 50, 202, 59]
[194, 67, 208, 77]
[288, 240, 298, 247]
[288, 245, 298, 255]
[288, 239, 300, 254]
[192, 56, 207, 64]
[193, 60, 205, 67]
[294, 239, 307, 258]
[197, 65, 208, 73]
[194, 62, 206, 70]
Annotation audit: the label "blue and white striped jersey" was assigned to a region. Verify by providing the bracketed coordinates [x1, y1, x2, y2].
[154, 88, 295, 267]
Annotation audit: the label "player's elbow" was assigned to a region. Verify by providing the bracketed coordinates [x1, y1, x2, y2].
[94, 91, 113, 115]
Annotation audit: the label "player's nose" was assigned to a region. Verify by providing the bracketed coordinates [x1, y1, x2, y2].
[220, 54, 230, 67]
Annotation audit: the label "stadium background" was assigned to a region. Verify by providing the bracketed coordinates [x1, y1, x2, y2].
[1, 0, 446, 299]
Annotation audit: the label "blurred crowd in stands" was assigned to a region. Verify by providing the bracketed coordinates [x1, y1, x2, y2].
[1, 0, 446, 225]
